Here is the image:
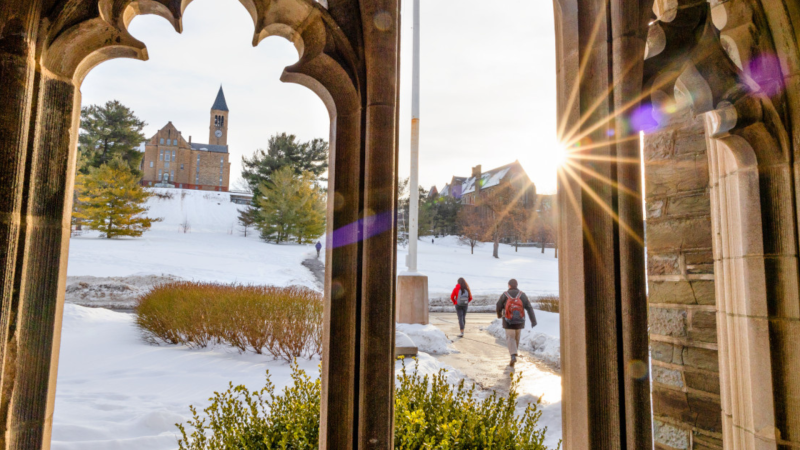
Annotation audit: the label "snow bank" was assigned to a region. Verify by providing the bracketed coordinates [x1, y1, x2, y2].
[396, 323, 457, 355]
[485, 310, 561, 369]
[52, 304, 319, 450]
[53, 304, 465, 449]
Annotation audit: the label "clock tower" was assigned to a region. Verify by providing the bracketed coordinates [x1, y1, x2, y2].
[209, 86, 229, 146]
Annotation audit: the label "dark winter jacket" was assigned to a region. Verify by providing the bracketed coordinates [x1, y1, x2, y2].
[496, 289, 537, 330]
[450, 285, 472, 306]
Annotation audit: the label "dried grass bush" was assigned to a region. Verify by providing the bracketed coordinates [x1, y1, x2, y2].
[135, 282, 322, 361]
[533, 295, 559, 313]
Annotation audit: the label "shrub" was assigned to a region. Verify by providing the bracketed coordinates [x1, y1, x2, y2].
[532, 295, 559, 313]
[136, 282, 322, 361]
[177, 359, 559, 449]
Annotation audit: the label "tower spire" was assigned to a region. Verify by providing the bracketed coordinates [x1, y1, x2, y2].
[211, 85, 229, 112]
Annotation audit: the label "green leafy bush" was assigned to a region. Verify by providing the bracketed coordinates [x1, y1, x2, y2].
[136, 282, 322, 361]
[177, 359, 559, 449]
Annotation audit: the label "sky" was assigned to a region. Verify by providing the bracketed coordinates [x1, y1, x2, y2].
[80, 0, 559, 193]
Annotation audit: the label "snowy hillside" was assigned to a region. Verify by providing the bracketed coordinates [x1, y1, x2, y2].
[67, 188, 319, 289]
[397, 236, 559, 298]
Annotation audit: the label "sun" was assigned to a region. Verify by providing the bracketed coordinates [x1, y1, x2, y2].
[554, 143, 569, 167]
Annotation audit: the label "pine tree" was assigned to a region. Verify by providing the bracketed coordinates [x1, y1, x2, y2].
[255, 167, 326, 244]
[75, 164, 160, 238]
[237, 206, 258, 237]
[242, 133, 329, 199]
[78, 100, 147, 175]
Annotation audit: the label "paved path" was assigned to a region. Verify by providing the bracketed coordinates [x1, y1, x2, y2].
[429, 312, 562, 405]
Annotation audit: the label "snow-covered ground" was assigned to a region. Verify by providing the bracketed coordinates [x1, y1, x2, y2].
[52, 304, 461, 450]
[57, 187, 562, 448]
[397, 236, 559, 298]
[67, 189, 318, 289]
[486, 311, 561, 369]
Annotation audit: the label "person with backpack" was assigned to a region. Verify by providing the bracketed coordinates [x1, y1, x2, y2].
[496, 278, 536, 367]
[315, 241, 322, 258]
[450, 277, 472, 337]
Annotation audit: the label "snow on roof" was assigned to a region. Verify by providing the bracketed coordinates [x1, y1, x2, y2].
[461, 165, 513, 195]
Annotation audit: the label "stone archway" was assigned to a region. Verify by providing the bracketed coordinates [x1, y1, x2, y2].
[0, 1, 399, 448]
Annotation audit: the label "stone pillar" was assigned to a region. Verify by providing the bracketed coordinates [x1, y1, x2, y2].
[396, 274, 428, 324]
[555, 0, 653, 448]
[358, 0, 400, 446]
[6, 72, 79, 450]
[319, 106, 362, 448]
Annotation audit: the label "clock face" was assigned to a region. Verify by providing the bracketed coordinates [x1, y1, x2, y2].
[215, 130, 223, 138]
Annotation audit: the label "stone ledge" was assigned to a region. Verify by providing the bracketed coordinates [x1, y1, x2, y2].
[650, 334, 719, 351]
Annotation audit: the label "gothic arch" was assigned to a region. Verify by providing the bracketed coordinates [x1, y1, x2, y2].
[642, 1, 800, 447]
[0, 1, 399, 448]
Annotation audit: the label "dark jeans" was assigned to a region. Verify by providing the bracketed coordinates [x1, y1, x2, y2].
[455, 304, 468, 330]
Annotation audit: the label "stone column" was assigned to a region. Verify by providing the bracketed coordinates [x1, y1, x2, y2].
[358, 0, 400, 447]
[6, 71, 79, 450]
[320, 105, 362, 448]
[0, 2, 44, 448]
[555, 0, 653, 448]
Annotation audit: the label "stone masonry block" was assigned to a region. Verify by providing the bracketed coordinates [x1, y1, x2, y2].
[647, 217, 712, 252]
[649, 253, 681, 276]
[691, 281, 716, 305]
[653, 387, 694, 424]
[683, 347, 719, 372]
[645, 130, 675, 161]
[652, 341, 678, 364]
[685, 368, 721, 395]
[648, 199, 665, 219]
[689, 310, 717, 343]
[685, 250, 713, 266]
[673, 121, 707, 156]
[688, 393, 722, 432]
[653, 365, 685, 388]
[667, 193, 710, 217]
[646, 154, 709, 198]
[651, 307, 688, 337]
[654, 419, 690, 449]
[649, 281, 697, 305]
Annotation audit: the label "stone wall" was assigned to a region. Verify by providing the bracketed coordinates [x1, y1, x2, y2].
[644, 112, 722, 450]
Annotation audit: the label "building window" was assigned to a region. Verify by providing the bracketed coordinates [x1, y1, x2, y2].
[158, 169, 162, 178]
[170, 171, 174, 181]
[149, 161, 154, 168]
[173, 139, 177, 146]
[159, 150, 164, 160]
[160, 138, 164, 144]
[164, 162, 170, 169]
[220, 157, 224, 163]
[172, 150, 176, 160]
[165, 152, 170, 162]
[181, 164, 184, 170]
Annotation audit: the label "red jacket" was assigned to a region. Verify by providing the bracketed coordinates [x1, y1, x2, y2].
[450, 285, 472, 305]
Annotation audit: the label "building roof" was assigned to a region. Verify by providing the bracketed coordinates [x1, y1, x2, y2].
[211, 86, 229, 112]
[191, 142, 229, 153]
[461, 162, 515, 195]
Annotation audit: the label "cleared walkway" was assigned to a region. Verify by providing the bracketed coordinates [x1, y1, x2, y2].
[429, 312, 562, 403]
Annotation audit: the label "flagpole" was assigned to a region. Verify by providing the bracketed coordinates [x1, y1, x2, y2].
[407, 0, 421, 272]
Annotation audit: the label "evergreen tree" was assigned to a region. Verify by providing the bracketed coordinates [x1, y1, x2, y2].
[79, 101, 147, 175]
[238, 206, 258, 237]
[255, 167, 326, 244]
[242, 133, 329, 197]
[74, 164, 160, 238]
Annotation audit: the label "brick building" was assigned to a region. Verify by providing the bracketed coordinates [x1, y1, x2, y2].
[440, 161, 536, 208]
[140, 87, 232, 191]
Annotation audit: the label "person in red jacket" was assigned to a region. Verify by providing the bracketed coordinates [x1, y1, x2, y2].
[450, 277, 472, 337]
